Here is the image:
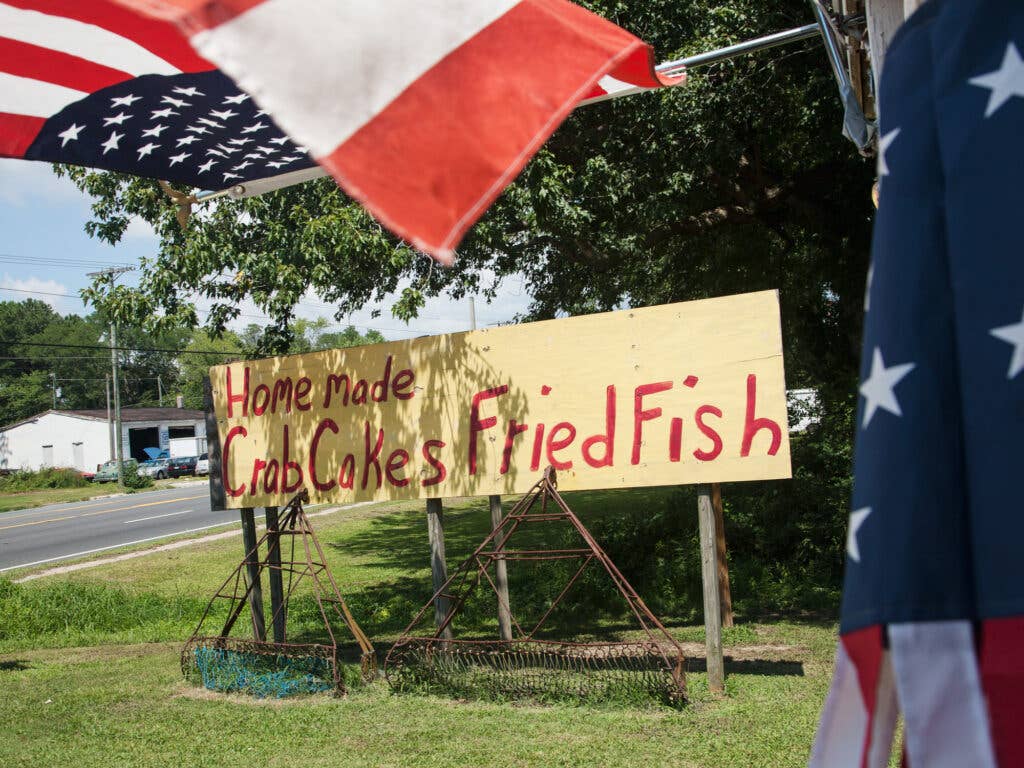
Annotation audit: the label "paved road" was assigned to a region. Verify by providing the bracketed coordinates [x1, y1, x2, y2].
[0, 483, 240, 573]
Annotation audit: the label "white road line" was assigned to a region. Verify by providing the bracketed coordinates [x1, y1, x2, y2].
[124, 509, 192, 524]
[0, 519, 240, 573]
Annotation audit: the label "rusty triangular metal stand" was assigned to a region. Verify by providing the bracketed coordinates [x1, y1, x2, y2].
[386, 468, 686, 703]
[182, 490, 375, 695]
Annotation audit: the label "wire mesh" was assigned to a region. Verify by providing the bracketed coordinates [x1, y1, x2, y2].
[387, 638, 684, 705]
[385, 468, 687, 706]
[183, 637, 337, 698]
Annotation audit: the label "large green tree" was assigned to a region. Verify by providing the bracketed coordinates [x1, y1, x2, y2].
[59, 0, 874, 607]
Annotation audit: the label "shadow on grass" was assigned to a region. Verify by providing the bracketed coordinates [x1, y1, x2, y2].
[0, 659, 31, 671]
[685, 657, 805, 676]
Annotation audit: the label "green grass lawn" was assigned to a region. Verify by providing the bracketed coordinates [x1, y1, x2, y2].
[0, 485, 121, 513]
[0, 489, 847, 767]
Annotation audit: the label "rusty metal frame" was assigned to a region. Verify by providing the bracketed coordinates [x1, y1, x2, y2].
[385, 469, 686, 703]
[182, 490, 376, 695]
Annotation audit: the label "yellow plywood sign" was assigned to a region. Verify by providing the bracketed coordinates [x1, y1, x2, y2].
[209, 290, 791, 508]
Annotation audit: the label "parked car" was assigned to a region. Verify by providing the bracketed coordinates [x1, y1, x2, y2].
[93, 459, 138, 483]
[194, 452, 209, 476]
[167, 455, 198, 478]
[139, 458, 169, 480]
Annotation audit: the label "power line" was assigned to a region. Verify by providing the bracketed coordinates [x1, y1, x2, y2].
[0, 286, 83, 299]
[0, 284, 421, 335]
[0, 254, 135, 269]
[0, 340, 241, 356]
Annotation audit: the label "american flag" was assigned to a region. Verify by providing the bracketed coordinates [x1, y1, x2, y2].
[0, 0, 678, 262]
[811, 0, 1024, 765]
[0, 1, 316, 188]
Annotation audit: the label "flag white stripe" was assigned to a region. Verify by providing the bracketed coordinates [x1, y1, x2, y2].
[866, 651, 898, 768]
[191, 0, 519, 157]
[809, 643, 868, 767]
[0, 71, 85, 117]
[0, 3, 180, 77]
[889, 621, 997, 768]
[578, 74, 652, 106]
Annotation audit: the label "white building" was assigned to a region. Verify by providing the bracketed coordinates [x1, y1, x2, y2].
[0, 407, 207, 473]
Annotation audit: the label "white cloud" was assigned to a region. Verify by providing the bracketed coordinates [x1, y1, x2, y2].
[122, 215, 158, 241]
[0, 160, 88, 207]
[0, 274, 82, 314]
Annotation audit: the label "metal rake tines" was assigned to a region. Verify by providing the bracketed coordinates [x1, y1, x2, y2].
[385, 638, 684, 705]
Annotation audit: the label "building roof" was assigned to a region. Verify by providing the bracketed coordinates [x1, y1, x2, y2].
[1, 407, 205, 431]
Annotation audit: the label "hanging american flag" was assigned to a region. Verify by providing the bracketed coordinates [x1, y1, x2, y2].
[811, 0, 1024, 765]
[0, 0, 679, 263]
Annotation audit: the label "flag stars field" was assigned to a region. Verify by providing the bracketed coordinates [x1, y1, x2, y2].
[969, 41, 1024, 118]
[859, 347, 916, 428]
[989, 306, 1024, 379]
[57, 123, 84, 146]
[876, 127, 900, 178]
[846, 507, 872, 563]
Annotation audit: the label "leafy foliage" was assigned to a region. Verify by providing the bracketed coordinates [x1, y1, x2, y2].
[119, 461, 153, 490]
[52, 1, 873, 597]
[0, 467, 90, 491]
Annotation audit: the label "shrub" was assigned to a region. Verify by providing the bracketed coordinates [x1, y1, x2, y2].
[0, 467, 89, 491]
[120, 462, 153, 490]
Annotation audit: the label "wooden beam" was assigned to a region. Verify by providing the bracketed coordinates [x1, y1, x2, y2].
[711, 483, 734, 628]
[203, 377, 226, 512]
[489, 495, 513, 641]
[697, 485, 725, 693]
[426, 498, 453, 640]
[239, 507, 266, 642]
[865, 0, 907, 87]
[264, 505, 286, 644]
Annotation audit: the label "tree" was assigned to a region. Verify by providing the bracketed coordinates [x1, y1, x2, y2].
[0, 300, 199, 425]
[57, 0, 874, 601]
[178, 329, 244, 409]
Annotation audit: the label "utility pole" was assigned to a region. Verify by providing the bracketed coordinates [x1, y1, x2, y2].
[105, 373, 114, 461]
[87, 265, 135, 488]
[50, 372, 57, 409]
[157, 375, 163, 407]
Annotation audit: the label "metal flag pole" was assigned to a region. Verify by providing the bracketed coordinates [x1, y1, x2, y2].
[191, 22, 827, 206]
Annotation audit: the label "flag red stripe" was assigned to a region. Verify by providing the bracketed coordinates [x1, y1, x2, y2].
[0, 111, 45, 156]
[607, 44, 666, 88]
[110, 0, 267, 36]
[0, 36, 132, 93]
[7, 0, 213, 72]
[979, 617, 1024, 767]
[319, 0, 646, 261]
[841, 625, 885, 768]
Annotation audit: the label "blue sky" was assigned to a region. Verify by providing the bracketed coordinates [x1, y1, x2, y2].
[0, 159, 531, 340]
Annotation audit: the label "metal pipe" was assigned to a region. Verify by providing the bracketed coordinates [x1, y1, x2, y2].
[190, 23, 825, 204]
[808, 2, 853, 94]
[656, 22, 822, 75]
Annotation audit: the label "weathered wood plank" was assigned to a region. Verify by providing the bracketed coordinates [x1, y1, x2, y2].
[426, 498, 453, 640]
[697, 485, 725, 693]
[490, 494, 513, 641]
[239, 507, 266, 642]
[711, 483, 734, 629]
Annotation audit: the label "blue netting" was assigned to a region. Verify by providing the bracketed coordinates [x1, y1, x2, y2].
[191, 646, 334, 698]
